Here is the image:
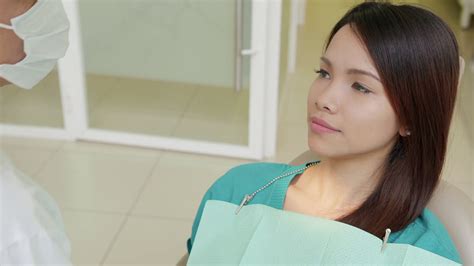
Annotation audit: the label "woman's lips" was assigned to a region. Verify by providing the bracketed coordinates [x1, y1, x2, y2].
[309, 117, 341, 134]
[310, 121, 340, 134]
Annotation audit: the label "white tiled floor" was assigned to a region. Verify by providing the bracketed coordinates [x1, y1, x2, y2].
[61, 210, 126, 266]
[102, 216, 192, 265]
[34, 149, 159, 213]
[0, 1, 472, 265]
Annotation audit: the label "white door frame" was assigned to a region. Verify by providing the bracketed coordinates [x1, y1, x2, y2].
[263, 0, 282, 158]
[288, 0, 306, 73]
[0, 0, 282, 161]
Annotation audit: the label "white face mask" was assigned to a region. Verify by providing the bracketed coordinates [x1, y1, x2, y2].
[0, 0, 70, 89]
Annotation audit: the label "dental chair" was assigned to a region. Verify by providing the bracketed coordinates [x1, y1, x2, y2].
[177, 57, 472, 266]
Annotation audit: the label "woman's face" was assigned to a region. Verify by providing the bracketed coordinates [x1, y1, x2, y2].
[307, 24, 402, 159]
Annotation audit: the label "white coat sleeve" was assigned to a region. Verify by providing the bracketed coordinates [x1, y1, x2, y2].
[0, 151, 72, 265]
[0, 229, 72, 265]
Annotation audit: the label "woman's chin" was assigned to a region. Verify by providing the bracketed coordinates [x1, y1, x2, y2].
[307, 138, 325, 156]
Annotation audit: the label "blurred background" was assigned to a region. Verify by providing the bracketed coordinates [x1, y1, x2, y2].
[0, 0, 472, 265]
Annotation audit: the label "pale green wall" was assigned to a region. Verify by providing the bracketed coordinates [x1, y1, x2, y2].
[78, 0, 252, 90]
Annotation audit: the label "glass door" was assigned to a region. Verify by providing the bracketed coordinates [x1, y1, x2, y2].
[0, 66, 71, 140]
[58, 0, 280, 160]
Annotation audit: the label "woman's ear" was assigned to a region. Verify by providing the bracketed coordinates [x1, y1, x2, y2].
[397, 57, 464, 138]
[399, 126, 411, 137]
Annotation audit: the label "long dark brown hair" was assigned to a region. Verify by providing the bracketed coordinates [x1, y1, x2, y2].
[328, 1, 460, 239]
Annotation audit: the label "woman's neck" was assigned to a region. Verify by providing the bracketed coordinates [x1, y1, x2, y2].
[295, 155, 386, 213]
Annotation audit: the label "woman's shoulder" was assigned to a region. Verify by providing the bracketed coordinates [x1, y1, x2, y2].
[206, 161, 293, 200]
[220, 161, 292, 179]
[390, 208, 462, 264]
[187, 161, 297, 253]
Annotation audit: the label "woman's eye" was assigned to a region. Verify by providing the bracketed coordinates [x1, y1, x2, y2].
[353, 82, 372, 94]
[313, 69, 372, 95]
[314, 69, 330, 79]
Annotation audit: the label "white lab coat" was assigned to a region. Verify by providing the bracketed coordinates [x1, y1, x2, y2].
[0, 151, 72, 265]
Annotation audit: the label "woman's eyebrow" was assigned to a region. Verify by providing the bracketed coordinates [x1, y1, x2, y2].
[320, 56, 381, 82]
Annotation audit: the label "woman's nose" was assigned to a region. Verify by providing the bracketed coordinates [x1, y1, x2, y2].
[313, 82, 342, 114]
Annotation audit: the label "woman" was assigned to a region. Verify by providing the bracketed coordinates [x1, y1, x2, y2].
[186, 1, 462, 264]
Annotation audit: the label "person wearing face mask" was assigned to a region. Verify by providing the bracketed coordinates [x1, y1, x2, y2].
[0, 0, 72, 264]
